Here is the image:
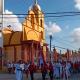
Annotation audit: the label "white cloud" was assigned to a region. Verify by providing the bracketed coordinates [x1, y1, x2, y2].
[45, 22, 62, 35]
[3, 10, 22, 31]
[71, 27, 80, 43]
[75, 0, 80, 10]
[0, 9, 22, 47]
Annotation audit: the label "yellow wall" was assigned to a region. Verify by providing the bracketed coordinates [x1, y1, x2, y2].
[23, 10, 45, 43]
[3, 28, 12, 45]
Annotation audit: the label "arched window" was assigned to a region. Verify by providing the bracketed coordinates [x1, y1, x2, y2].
[40, 19, 42, 27]
[31, 14, 34, 29]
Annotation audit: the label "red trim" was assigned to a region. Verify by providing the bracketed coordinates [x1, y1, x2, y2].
[4, 44, 21, 47]
[21, 40, 40, 44]
[21, 45, 24, 60]
[41, 47, 45, 63]
[4, 40, 40, 47]
[24, 47, 28, 62]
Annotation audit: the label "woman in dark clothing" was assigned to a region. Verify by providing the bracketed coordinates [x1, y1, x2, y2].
[29, 64, 34, 80]
[28, 63, 36, 80]
[41, 63, 47, 80]
[49, 62, 54, 80]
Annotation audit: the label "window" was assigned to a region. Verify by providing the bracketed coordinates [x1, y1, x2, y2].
[40, 19, 42, 27]
[31, 14, 34, 29]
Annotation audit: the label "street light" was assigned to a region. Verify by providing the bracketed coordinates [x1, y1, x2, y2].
[49, 34, 52, 61]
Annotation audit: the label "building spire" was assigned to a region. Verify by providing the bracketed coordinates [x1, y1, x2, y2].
[34, 0, 37, 4]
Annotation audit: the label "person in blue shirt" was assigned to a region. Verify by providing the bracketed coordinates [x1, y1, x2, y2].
[15, 60, 23, 80]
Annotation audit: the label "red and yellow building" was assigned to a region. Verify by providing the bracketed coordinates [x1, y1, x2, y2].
[2, 1, 47, 67]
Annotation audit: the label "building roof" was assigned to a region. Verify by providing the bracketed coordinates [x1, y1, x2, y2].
[3, 27, 22, 46]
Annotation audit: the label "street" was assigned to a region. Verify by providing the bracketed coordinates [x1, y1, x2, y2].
[0, 73, 80, 80]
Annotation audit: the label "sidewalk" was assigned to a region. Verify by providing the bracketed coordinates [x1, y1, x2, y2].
[0, 73, 80, 80]
[0, 73, 42, 80]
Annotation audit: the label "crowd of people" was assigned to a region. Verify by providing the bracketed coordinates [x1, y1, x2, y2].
[6, 60, 80, 80]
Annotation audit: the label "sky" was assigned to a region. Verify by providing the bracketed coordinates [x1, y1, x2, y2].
[3, 0, 80, 52]
[0, 0, 3, 14]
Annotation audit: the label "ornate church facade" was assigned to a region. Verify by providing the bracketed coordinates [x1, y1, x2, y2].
[2, 0, 48, 70]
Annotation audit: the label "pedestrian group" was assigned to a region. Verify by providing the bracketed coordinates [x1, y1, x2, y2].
[6, 60, 79, 80]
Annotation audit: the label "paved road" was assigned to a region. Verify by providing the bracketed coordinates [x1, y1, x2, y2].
[0, 73, 80, 80]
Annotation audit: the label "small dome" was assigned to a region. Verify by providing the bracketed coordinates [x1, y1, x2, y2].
[33, 4, 41, 11]
[29, 4, 41, 11]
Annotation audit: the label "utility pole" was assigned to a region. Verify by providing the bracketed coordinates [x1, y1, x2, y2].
[49, 34, 52, 61]
[59, 50, 62, 62]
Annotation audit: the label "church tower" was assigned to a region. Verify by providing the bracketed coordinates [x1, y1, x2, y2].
[22, 0, 46, 63]
[23, 0, 45, 42]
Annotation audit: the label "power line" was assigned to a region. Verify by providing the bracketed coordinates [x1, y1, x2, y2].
[2, 15, 80, 24]
[52, 45, 67, 50]
[44, 11, 80, 14]
[53, 38, 76, 49]
[1, 11, 80, 18]
[54, 36, 72, 44]
[2, 11, 80, 15]
[1, 14, 80, 18]
[48, 43, 71, 50]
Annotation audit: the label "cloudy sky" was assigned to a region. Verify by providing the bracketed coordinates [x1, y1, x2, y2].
[3, 10, 22, 31]
[4, 0, 80, 52]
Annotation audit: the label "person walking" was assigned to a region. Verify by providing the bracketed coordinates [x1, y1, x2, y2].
[62, 62, 69, 80]
[15, 60, 23, 80]
[28, 63, 35, 80]
[41, 63, 47, 80]
[7, 62, 12, 73]
[54, 62, 60, 78]
[24, 62, 30, 79]
[49, 62, 54, 80]
[65, 62, 70, 80]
